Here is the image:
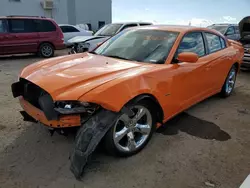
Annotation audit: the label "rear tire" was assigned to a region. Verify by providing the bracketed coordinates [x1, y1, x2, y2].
[220, 65, 237, 97]
[104, 100, 156, 157]
[38, 43, 54, 58]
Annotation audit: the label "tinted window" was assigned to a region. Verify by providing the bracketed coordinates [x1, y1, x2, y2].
[205, 33, 222, 53]
[95, 29, 178, 64]
[9, 19, 36, 33]
[60, 26, 79, 33]
[177, 32, 205, 57]
[226, 27, 235, 35]
[120, 24, 138, 31]
[207, 25, 228, 34]
[220, 37, 226, 49]
[35, 20, 56, 32]
[0, 20, 7, 33]
[139, 23, 152, 26]
[234, 26, 240, 34]
[94, 24, 122, 36]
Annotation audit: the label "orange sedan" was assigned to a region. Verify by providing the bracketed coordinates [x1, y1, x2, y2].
[12, 25, 244, 156]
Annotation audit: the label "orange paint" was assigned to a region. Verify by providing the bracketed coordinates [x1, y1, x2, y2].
[18, 26, 244, 128]
[19, 97, 81, 128]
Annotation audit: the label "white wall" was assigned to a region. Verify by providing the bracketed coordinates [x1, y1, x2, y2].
[75, 0, 112, 31]
[0, 0, 112, 30]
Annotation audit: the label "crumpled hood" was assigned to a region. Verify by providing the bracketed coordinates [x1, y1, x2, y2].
[239, 16, 250, 42]
[67, 35, 108, 44]
[20, 53, 146, 100]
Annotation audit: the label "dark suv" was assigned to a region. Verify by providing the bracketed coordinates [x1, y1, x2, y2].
[207, 24, 240, 41]
[0, 16, 65, 58]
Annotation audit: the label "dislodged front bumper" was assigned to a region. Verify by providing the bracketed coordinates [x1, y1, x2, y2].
[19, 97, 81, 128]
[11, 78, 81, 128]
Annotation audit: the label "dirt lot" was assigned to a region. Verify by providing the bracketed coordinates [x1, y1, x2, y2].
[0, 51, 250, 188]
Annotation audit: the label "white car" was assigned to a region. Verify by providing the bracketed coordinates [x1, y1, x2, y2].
[68, 22, 152, 54]
[59, 24, 93, 46]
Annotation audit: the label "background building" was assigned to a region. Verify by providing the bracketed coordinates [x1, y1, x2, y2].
[0, 0, 112, 31]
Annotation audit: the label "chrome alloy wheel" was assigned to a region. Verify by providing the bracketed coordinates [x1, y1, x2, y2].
[226, 68, 236, 94]
[113, 105, 152, 152]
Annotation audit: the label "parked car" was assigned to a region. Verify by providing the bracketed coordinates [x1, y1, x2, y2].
[12, 25, 243, 159]
[207, 24, 240, 41]
[239, 16, 250, 70]
[59, 24, 93, 46]
[67, 22, 152, 54]
[0, 16, 65, 57]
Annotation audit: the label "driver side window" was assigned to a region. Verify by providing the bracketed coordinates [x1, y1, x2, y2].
[226, 27, 235, 35]
[176, 32, 205, 59]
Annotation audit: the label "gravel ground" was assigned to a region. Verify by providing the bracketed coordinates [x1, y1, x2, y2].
[0, 51, 250, 188]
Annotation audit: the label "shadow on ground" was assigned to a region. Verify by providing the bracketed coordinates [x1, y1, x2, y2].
[0, 111, 231, 187]
[0, 124, 109, 187]
[0, 54, 38, 61]
[157, 112, 231, 141]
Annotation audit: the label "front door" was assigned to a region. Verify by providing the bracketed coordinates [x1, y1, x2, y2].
[5, 19, 38, 54]
[170, 32, 211, 112]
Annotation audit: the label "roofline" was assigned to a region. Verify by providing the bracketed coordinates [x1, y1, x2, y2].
[111, 22, 153, 25]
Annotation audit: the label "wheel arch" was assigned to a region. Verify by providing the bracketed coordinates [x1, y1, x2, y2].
[38, 42, 55, 50]
[233, 62, 240, 73]
[122, 93, 164, 124]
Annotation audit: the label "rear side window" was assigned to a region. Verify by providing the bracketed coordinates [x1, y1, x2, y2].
[0, 20, 7, 33]
[9, 19, 36, 33]
[35, 20, 56, 32]
[177, 32, 205, 57]
[60, 26, 79, 33]
[205, 33, 222, 53]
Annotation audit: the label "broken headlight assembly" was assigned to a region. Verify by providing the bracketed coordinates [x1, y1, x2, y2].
[77, 42, 90, 53]
[54, 101, 100, 115]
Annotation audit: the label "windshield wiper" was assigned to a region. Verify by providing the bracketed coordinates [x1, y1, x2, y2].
[104, 55, 132, 61]
[88, 51, 97, 54]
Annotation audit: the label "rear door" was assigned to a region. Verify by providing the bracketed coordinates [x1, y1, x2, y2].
[35, 19, 57, 45]
[0, 19, 8, 54]
[203, 32, 229, 89]
[6, 18, 38, 54]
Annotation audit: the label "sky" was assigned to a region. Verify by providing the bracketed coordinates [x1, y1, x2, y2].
[112, 0, 250, 27]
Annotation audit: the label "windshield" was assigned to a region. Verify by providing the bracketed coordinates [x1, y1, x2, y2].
[94, 24, 122, 36]
[94, 29, 179, 64]
[207, 25, 228, 34]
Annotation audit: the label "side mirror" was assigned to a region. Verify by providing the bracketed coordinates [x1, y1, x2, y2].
[177, 52, 199, 63]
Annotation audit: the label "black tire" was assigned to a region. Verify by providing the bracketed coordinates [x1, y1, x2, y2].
[104, 100, 156, 157]
[38, 43, 54, 58]
[220, 65, 237, 98]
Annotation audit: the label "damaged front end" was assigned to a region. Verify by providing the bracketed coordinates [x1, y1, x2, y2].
[11, 78, 99, 129]
[11, 78, 121, 179]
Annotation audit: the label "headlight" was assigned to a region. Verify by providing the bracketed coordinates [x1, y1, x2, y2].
[77, 43, 90, 52]
[54, 101, 99, 115]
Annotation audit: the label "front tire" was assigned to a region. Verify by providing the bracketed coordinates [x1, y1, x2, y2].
[220, 65, 237, 97]
[39, 43, 54, 58]
[104, 101, 156, 157]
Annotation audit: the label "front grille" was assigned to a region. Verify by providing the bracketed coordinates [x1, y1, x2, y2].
[20, 78, 49, 110]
